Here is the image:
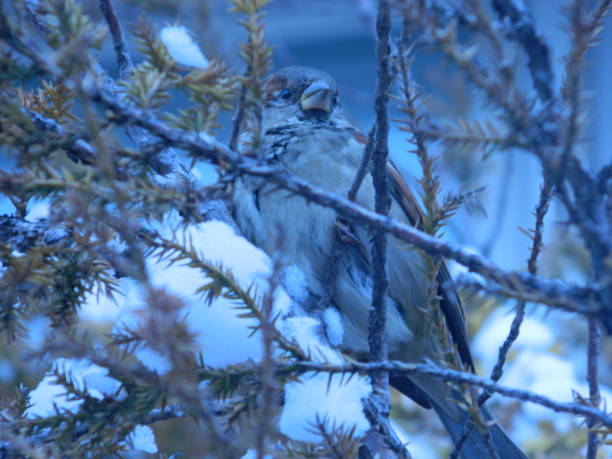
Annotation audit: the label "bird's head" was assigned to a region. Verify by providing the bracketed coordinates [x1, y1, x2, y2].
[262, 66, 343, 129]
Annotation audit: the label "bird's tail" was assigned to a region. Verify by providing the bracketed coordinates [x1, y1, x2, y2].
[391, 376, 527, 459]
[428, 395, 528, 459]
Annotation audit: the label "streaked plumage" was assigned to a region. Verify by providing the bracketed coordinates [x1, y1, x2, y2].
[233, 66, 526, 458]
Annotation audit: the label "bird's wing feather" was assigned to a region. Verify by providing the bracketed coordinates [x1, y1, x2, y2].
[386, 161, 474, 370]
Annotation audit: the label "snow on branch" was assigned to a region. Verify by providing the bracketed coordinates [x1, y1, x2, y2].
[0, 0, 610, 457]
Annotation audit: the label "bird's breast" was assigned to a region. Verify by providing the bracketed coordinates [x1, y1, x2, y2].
[235, 125, 428, 358]
[254, 127, 366, 290]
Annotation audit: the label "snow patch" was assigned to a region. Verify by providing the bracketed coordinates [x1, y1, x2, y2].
[26, 358, 121, 418]
[241, 450, 271, 459]
[281, 265, 309, 303]
[160, 25, 208, 68]
[472, 308, 554, 370]
[27, 199, 50, 220]
[129, 424, 158, 454]
[280, 372, 371, 443]
[323, 307, 343, 346]
[134, 347, 172, 375]
[112, 219, 300, 370]
[278, 316, 340, 364]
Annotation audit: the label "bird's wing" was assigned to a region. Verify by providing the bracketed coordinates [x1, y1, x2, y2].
[386, 161, 474, 370]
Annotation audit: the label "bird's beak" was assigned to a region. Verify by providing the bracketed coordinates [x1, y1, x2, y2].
[300, 80, 333, 113]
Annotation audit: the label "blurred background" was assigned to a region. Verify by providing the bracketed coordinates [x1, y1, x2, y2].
[1, 0, 610, 457]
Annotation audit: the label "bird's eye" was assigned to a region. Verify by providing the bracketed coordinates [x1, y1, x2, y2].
[279, 88, 292, 100]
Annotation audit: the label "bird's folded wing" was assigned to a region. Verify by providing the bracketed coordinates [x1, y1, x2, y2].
[386, 161, 474, 370]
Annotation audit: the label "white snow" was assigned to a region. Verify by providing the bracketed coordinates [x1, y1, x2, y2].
[241, 450, 271, 459]
[499, 349, 612, 443]
[198, 131, 217, 145]
[107, 237, 128, 254]
[502, 350, 576, 434]
[188, 220, 286, 309]
[281, 265, 309, 303]
[134, 347, 172, 375]
[194, 162, 219, 187]
[129, 424, 158, 454]
[160, 25, 209, 69]
[112, 218, 296, 370]
[472, 308, 555, 370]
[277, 310, 370, 443]
[150, 220, 274, 367]
[68, 214, 374, 447]
[26, 358, 121, 418]
[280, 371, 371, 443]
[140, 217, 372, 443]
[474, 309, 612, 447]
[27, 198, 50, 220]
[322, 307, 343, 347]
[277, 316, 340, 363]
[26, 373, 83, 417]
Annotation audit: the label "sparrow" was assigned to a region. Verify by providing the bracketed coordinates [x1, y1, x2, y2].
[232, 66, 526, 458]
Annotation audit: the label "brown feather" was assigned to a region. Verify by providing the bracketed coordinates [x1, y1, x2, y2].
[386, 161, 474, 370]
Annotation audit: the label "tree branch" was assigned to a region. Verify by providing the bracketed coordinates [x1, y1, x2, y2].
[99, 0, 133, 79]
[281, 361, 612, 428]
[586, 318, 602, 459]
[491, 0, 555, 101]
[451, 177, 554, 457]
[362, 1, 396, 457]
[145, 404, 186, 424]
[369, 0, 392, 387]
[81, 85, 604, 320]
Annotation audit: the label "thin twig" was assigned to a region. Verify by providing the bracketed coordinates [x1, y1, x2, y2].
[146, 404, 186, 423]
[586, 318, 602, 459]
[560, 0, 585, 184]
[24, 108, 96, 164]
[490, 176, 552, 384]
[451, 177, 553, 457]
[348, 125, 376, 201]
[415, 0, 607, 269]
[228, 84, 247, 152]
[97, 0, 176, 169]
[404, 0, 612, 331]
[255, 252, 283, 459]
[99, 0, 133, 79]
[397, 18, 499, 456]
[449, 274, 594, 315]
[560, 6, 610, 453]
[596, 163, 612, 193]
[23, 0, 50, 36]
[420, 1, 609, 267]
[491, 0, 555, 101]
[363, 1, 396, 456]
[9, 11, 594, 308]
[278, 360, 612, 427]
[369, 0, 392, 366]
[39, 335, 240, 459]
[83, 85, 603, 316]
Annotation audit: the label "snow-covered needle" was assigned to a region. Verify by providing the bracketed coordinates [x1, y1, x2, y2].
[160, 25, 209, 69]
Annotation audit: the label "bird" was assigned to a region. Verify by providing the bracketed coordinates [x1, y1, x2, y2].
[232, 66, 527, 459]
